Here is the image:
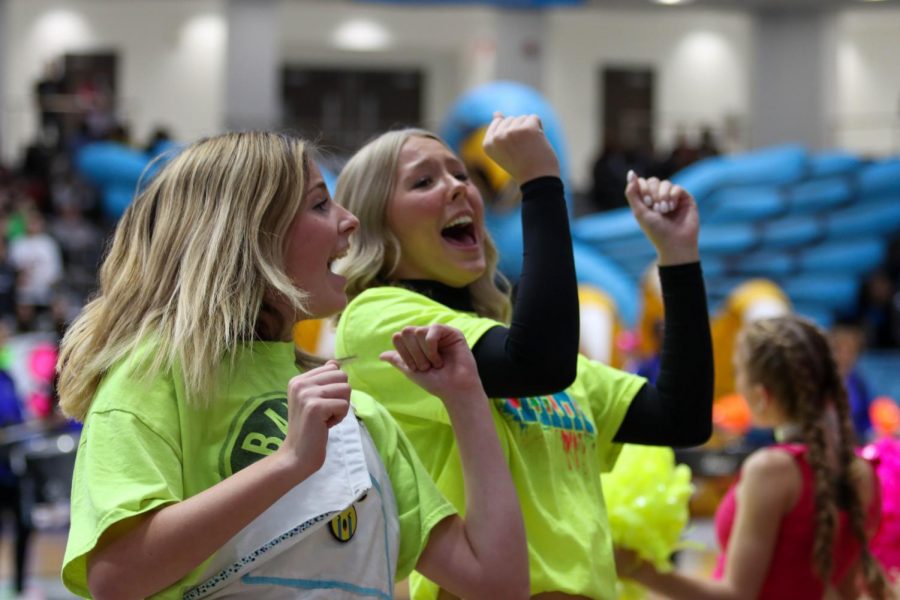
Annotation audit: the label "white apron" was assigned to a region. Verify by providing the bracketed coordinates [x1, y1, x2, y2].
[183, 412, 400, 599]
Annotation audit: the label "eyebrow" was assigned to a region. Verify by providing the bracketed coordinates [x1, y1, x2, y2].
[402, 155, 436, 172]
[403, 154, 463, 174]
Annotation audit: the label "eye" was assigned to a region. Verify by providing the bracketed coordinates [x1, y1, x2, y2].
[412, 176, 433, 189]
[454, 171, 469, 182]
[312, 196, 330, 212]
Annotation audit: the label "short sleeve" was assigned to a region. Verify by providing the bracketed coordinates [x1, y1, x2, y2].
[61, 408, 184, 598]
[352, 393, 456, 580]
[569, 355, 645, 471]
[337, 288, 498, 424]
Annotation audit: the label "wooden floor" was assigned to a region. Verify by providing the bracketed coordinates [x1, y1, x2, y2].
[0, 528, 72, 599]
[0, 521, 721, 599]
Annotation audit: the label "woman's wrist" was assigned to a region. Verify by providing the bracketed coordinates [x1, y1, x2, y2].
[656, 246, 700, 266]
[519, 175, 564, 197]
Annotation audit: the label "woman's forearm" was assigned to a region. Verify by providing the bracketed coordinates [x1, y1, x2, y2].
[615, 262, 713, 446]
[443, 390, 529, 598]
[87, 450, 308, 600]
[630, 563, 744, 600]
[474, 176, 578, 397]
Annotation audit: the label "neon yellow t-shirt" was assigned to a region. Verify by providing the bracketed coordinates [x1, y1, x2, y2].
[336, 286, 646, 599]
[61, 341, 455, 599]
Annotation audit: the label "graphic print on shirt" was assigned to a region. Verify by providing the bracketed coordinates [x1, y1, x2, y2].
[496, 391, 596, 469]
[220, 392, 289, 478]
[220, 391, 368, 547]
[184, 393, 398, 599]
[498, 391, 595, 433]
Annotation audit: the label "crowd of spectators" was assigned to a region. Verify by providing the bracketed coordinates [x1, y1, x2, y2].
[0, 149, 106, 339]
[586, 126, 721, 214]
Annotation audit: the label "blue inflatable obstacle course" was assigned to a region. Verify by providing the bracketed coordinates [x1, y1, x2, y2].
[440, 81, 900, 331]
[75, 139, 182, 220]
[579, 145, 900, 328]
[442, 80, 641, 326]
[76, 137, 340, 221]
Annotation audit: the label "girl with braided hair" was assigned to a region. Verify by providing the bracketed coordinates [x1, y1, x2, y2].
[618, 314, 890, 599]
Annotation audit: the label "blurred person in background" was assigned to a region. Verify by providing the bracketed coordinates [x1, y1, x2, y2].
[618, 315, 888, 600]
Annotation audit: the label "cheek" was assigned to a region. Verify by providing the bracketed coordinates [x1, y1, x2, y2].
[386, 199, 410, 235]
[286, 248, 312, 285]
[469, 184, 485, 210]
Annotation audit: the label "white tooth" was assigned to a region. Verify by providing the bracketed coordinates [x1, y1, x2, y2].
[445, 216, 473, 228]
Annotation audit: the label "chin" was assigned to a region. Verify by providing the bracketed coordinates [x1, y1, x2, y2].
[439, 270, 483, 288]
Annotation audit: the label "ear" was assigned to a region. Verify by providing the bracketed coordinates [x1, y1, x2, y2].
[747, 382, 771, 412]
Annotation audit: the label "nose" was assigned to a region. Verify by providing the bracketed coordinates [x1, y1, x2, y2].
[339, 205, 359, 234]
[447, 174, 467, 203]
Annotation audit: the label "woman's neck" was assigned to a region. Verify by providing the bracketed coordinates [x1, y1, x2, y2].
[773, 422, 804, 443]
[397, 279, 473, 311]
[255, 302, 292, 342]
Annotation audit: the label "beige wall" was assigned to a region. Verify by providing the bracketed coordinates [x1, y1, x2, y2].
[2, 0, 898, 182]
[2, 0, 226, 161]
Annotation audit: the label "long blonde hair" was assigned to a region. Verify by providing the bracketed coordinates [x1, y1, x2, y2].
[738, 316, 887, 598]
[58, 131, 317, 421]
[335, 128, 510, 322]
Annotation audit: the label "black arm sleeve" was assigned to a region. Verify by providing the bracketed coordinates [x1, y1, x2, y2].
[614, 262, 714, 447]
[473, 176, 579, 397]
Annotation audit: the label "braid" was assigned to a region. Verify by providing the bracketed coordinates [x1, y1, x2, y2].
[823, 335, 889, 598]
[796, 379, 837, 580]
[784, 320, 839, 580]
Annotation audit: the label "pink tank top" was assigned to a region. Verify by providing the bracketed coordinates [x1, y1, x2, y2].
[712, 444, 879, 599]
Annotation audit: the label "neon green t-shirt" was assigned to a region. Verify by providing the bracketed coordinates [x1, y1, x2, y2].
[336, 286, 646, 599]
[62, 340, 455, 599]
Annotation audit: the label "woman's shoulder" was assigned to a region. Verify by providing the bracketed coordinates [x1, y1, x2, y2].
[346, 285, 439, 312]
[340, 286, 473, 339]
[89, 339, 178, 416]
[742, 446, 804, 483]
[343, 287, 423, 326]
[738, 447, 804, 512]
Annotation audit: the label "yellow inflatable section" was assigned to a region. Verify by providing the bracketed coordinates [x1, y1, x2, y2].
[710, 279, 791, 400]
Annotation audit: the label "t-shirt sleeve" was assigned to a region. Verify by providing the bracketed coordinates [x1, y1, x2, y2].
[570, 355, 646, 472]
[337, 288, 498, 424]
[352, 394, 456, 581]
[62, 401, 184, 597]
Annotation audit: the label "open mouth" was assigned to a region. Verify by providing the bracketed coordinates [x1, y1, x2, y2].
[328, 248, 349, 272]
[441, 215, 477, 247]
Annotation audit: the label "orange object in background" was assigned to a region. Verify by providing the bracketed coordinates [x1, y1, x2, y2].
[292, 318, 337, 357]
[712, 393, 753, 436]
[871, 396, 900, 438]
[293, 319, 323, 354]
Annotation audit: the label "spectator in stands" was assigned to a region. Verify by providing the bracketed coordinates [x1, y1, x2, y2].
[9, 210, 63, 327]
[856, 268, 900, 349]
[0, 236, 18, 326]
[48, 200, 103, 302]
[697, 126, 722, 160]
[0, 321, 32, 597]
[658, 131, 699, 179]
[830, 319, 874, 442]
